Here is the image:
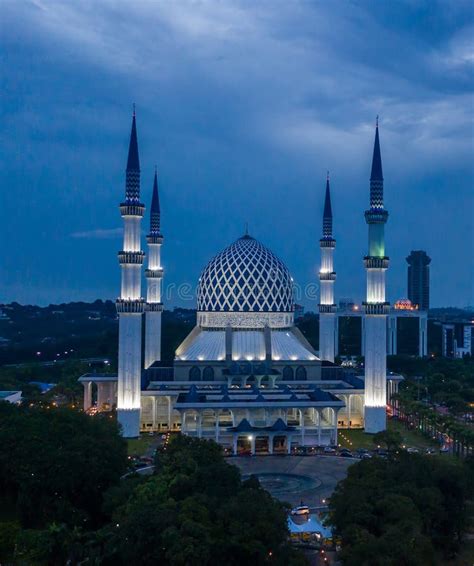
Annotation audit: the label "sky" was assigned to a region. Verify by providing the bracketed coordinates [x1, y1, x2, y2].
[1, 0, 473, 309]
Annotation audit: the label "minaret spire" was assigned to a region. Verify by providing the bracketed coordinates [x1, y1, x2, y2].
[144, 169, 164, 369]
[369, 117, 384, 209]
[149, 168, 161, 235]
[318, 173, 337, 363]
[125, 109, 141, 203]
[323, 172, 333, 238]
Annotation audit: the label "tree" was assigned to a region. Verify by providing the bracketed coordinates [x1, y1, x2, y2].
[328, 453, 472, 564]
[372, 429, 403, 453]
[0, 402, 127, 529]
[100, 436, 304, 566]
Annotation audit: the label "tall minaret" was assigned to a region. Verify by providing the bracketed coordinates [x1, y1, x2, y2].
[363, 118, 389, 433]
[318, 173, 337, 362]
[144, 169, 164, 368]
[116, 109, 145, 438]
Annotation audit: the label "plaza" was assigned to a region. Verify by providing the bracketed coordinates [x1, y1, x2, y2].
[233, 455, 352, 507]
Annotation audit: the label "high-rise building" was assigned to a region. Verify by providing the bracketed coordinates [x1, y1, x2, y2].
[406, 250, 431, 311]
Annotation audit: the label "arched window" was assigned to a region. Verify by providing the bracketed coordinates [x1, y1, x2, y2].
[295, 366, 307, 381]
[189, 366, 201, 381]
[282, 366, 294, 381]
[203, 366, 215, 382]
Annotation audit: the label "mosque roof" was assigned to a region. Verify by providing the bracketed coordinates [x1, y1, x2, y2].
[175, 327, 317, 362]
[197, 235, 294, 314]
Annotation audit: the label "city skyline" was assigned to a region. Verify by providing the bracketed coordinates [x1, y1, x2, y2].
[1, 1, 473, 307]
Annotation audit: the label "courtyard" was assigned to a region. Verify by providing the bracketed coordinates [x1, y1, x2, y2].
[232, 455, 353, 507]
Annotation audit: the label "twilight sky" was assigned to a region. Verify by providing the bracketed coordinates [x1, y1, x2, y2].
[1, 1, 473, 308]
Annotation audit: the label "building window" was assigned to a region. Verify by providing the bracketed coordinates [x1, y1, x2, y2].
[189, 366, 201, 381]
[203, 366, 215, 381]
[282, 366, 294, 380]
[296, 366, 307, 380]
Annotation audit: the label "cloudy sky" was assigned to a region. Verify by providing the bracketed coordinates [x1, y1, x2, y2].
[1, 1, 473, 308]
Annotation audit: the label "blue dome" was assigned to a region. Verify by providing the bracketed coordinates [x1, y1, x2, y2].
[197, 236, 294, 313]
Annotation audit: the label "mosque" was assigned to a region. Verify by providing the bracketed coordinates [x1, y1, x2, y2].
[80, 112, 403, 452]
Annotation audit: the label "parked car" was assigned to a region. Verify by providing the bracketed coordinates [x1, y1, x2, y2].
[406, 447, 419, 454]
[291, 505, 310, 516]
[323, 446, 336, 454]
[356, 449, 371, 459]
[374, 448, 388, 457]
[339, 451, 353, 458]
[439, 445, 450, 453]
[425, 448, 436, 456]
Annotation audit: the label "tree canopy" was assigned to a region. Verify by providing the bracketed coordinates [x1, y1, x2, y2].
[0, 402, 127, 530]
[328, 453, 472, 565]
[0, 423, 304, 566]
[100, 435, 304, 566]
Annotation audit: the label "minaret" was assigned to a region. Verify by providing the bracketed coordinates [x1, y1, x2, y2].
[363, 118, 389, 433]
[318, 173, 337, 362]
[144, 169, 164, 368]
[116, 109, 145, 438]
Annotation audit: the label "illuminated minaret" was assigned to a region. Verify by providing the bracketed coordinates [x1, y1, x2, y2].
[363, 118, 389, 433]
[318, 173, 337, 362]
[144, 169, 164, 368]
[116, 109, 145, 438]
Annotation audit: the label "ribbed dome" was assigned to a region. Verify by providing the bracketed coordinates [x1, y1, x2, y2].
[197, 235, 294, 313]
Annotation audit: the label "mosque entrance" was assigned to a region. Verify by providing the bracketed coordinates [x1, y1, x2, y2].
[236, 436, 251, 455]
[273, 435, 288, 454]
[255, 436, 269, 454]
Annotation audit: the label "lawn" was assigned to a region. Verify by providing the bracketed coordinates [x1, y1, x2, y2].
[337, 419, 440, 452]
[127, 434, 157, 456]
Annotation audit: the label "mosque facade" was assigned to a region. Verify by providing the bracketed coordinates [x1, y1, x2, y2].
[80, 112, 402, 451]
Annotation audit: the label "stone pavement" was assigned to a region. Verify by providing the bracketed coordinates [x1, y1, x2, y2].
[232, 455, 353, 507]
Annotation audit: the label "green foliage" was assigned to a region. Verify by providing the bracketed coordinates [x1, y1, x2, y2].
[98, 435, 302, 565]
[328, 453, 471, 564]
[0, 521, 20, 563]
[372, 429, 403, 453]
[0, 402, 127, 529]
[4, 434, 303, 565]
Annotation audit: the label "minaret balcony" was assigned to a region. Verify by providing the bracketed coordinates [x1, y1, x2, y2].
[364, 209, 388, 224]
[145, 268, 164, 278]
[120, 203, 145, 217]
[146, 234, 164, 245]
[146, 302, 164, 312]
[363, 302, 390, 315]
[319, 238, 336, 248]
[118, 251, 145, 265]
[116, 298, 146, 313]
[318, 304, 337, 313]
[364, 256, 389, 269]
[319, 272, 336, 281]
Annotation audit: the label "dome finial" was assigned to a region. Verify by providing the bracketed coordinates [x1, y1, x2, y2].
[245, 222, 249, 236]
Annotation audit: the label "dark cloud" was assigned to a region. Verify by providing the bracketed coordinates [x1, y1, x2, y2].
[1, 1, 473, 306]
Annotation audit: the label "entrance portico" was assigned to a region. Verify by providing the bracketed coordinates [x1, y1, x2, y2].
[229, 418, 296, 455]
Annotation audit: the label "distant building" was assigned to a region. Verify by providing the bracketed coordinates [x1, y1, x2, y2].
[442, 322, 474, 358]
[406, 250, 431, 311]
